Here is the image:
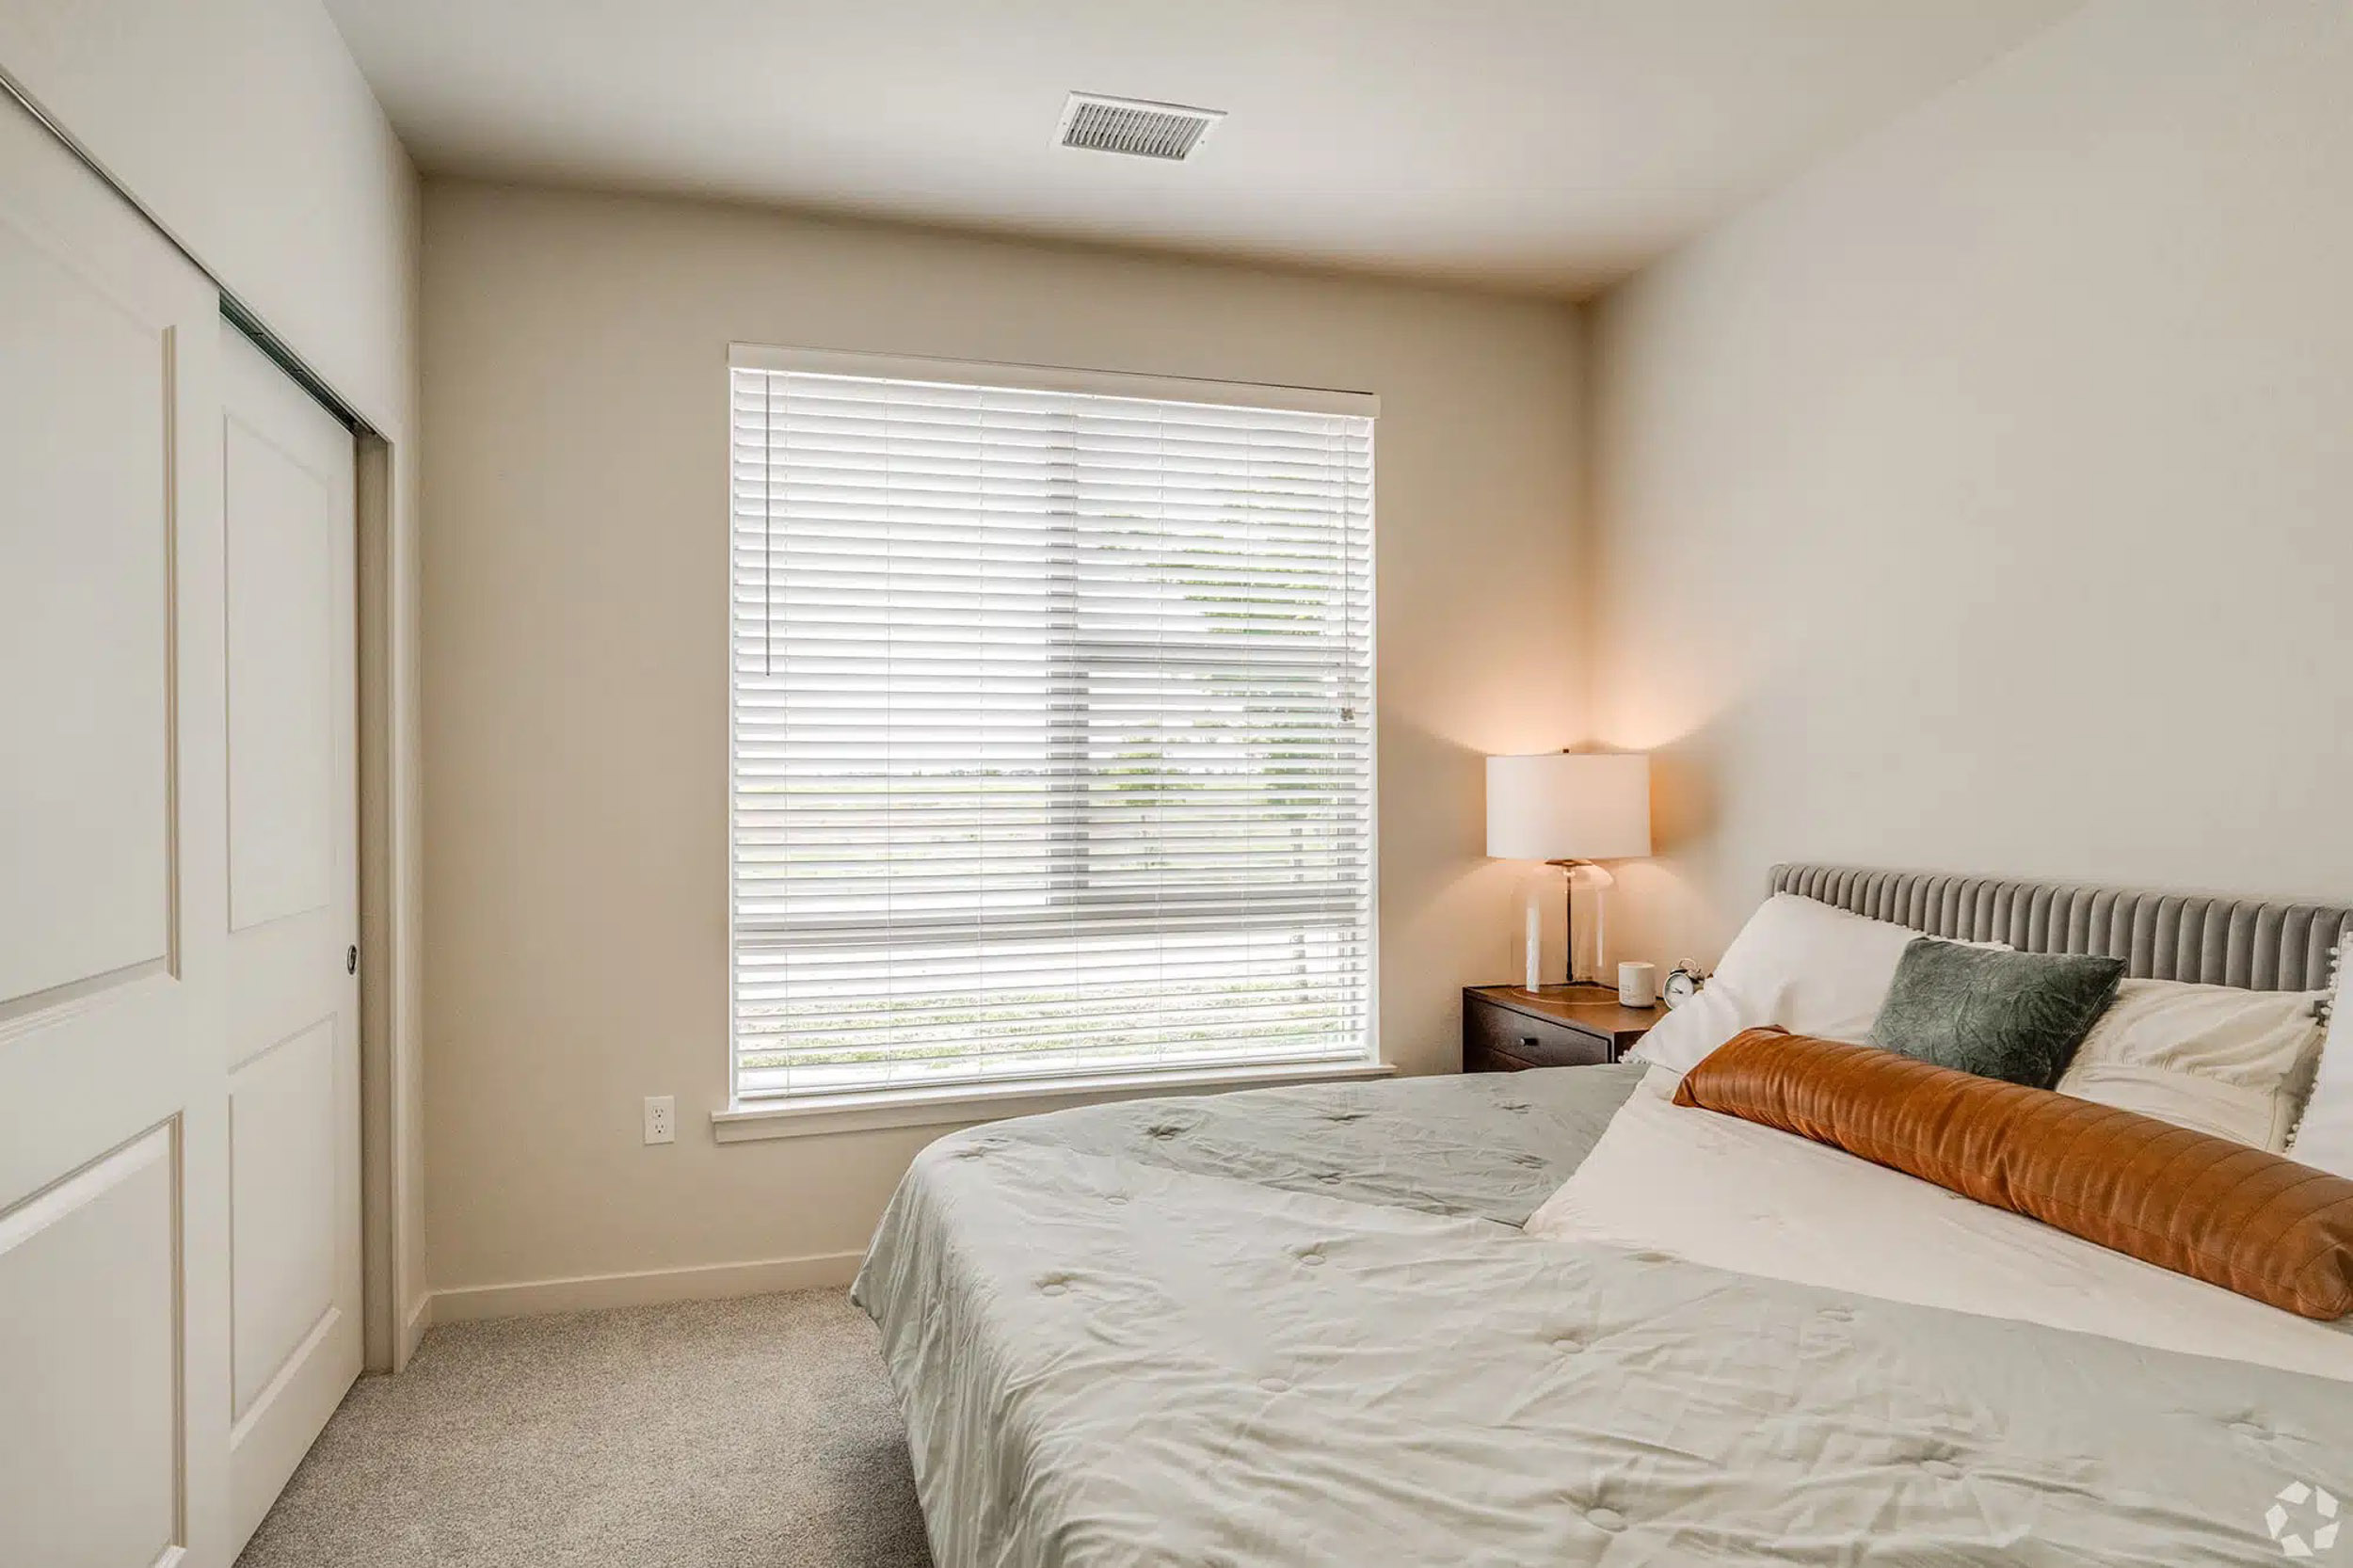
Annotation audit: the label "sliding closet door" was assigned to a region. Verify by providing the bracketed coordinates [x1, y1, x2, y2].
[0, 90, 233, 1568]
[220, 325, 361, 1553]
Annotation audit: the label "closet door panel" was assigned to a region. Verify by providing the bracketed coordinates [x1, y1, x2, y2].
[0, 1127, 182, 1568]
[225, 405, 338, 934]
[230, 1017, 340, 1419]
[0, 91, 232, 1568]
[0, 117, 172, 1012]
[220, 323, 361, 1554]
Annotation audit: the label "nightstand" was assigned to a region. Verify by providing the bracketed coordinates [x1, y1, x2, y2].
[1463, 984, 1659, 1072]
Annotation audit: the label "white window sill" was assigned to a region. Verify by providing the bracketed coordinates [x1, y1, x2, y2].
[711, 1058, 1397, 1144]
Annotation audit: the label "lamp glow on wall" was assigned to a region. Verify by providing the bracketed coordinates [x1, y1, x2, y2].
[1486, 751, 1652, 988]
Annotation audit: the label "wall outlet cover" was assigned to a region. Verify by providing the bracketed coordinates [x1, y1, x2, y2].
[643, 1095, 676, 1144]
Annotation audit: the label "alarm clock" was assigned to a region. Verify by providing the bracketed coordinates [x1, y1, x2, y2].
[1662, 963, 1706, 1010]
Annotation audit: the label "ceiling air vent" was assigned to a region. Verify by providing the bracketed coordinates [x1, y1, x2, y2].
[1056, 93, 1225, 161]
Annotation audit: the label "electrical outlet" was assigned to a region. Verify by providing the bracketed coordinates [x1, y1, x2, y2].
[643, 1095, 676, 1144]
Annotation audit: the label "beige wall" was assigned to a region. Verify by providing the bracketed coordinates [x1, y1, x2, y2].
[1587, 0, 2353, 968]
[420, 181, 1584, 1305]
[0, 0, 417, 425]
[0, 0, 429, 1361]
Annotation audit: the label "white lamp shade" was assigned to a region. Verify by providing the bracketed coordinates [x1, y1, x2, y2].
[1486, 752, 1652, 861]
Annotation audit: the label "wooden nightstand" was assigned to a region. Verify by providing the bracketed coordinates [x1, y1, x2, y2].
[1463, 984, 1659, 1072]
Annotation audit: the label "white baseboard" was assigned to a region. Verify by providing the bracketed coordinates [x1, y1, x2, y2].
[424, 1249, 866, 1326]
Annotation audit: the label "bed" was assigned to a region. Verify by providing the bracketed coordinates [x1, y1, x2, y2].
[853, 865, 2353, 1566]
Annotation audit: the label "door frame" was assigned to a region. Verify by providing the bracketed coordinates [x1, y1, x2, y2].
[1, 63, 427, 1374]
[353, 429, 425, 1371]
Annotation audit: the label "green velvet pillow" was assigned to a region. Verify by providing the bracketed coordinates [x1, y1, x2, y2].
[1867, 938, 2125, 1089]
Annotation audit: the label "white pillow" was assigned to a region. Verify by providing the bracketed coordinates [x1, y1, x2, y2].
[1631, 893, 1970, 1074]
[2288, 936, 2353, 1178]
[2053, 978, 2328, 1151]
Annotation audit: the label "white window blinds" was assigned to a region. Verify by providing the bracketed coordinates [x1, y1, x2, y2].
[728, 351, 1376, 1101]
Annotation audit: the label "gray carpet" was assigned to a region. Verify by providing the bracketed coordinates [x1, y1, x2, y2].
[237, 1288, 934, 1568]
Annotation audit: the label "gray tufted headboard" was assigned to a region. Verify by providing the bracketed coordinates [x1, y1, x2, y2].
[1771, 864, 2351, 1008]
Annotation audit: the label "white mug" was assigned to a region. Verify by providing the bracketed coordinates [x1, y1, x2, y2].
[1618, 961, 1657, 1009]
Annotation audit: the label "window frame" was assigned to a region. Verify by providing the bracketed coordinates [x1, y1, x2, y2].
[722, 344, 1384, 1125]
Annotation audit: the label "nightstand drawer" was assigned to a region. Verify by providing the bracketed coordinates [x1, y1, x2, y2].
[1464, 1002, 1611, 1071]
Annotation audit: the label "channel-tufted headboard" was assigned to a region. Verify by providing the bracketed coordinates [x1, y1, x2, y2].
[1771, 864, 2351, 1005]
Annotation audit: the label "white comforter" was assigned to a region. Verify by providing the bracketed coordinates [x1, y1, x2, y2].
[856, 1065, 2353, 1567]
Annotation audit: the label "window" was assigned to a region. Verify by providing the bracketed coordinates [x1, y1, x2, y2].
[728, 347, 1376, 1103]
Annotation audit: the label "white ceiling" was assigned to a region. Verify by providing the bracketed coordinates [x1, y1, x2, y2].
[325, 0, 2076, 296]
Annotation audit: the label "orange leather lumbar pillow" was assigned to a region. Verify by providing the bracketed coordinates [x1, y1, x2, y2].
[1674, 1028, 2353, 1320]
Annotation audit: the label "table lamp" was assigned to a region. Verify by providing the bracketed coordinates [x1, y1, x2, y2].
[1486, 751, 1651, 987]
